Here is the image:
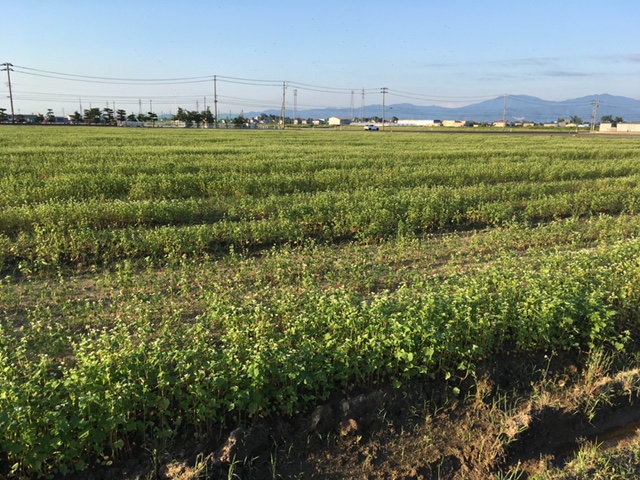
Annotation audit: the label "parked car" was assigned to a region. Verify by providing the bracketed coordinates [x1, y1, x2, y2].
[364, 124, 379, 131]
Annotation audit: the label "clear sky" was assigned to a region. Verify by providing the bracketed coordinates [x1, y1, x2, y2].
[2, 1, 639, 117]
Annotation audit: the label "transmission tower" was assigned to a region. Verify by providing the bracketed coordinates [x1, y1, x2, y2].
[294, 89, 298, 121]
[360, 88, 365, 120]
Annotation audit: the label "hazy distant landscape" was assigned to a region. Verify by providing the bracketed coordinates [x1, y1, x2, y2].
[259, 93, 640, 123]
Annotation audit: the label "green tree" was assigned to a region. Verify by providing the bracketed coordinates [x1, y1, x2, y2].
[71, 111, 83, 124]
[0, 107, 8, 122]
[34, 113, 45, 124]
[148, 112, 158, 126]
[127, 114, 138, 122]
[172, 107, 189, 123]
[84, 108, 101, 124]
[569, 115, 583, 124]
[202, 107, 214, 125]
[103, 108, 115, 125]
[45, 109, 56, 123]
[188, 110, 203, 127]
[232, 115, 248, 127]
[116, 109, 127, 122]
[601, 115, 624, 125]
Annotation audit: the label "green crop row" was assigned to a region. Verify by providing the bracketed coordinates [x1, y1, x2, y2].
[2, 127, 640, 477]
[1, 238, 639, 476]
[2, 183, 640, 271]
[2, 130, 640, 207]
[1, 175, 640, 233]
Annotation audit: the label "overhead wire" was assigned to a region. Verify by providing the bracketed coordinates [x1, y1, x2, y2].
[8, 63, 634, 118]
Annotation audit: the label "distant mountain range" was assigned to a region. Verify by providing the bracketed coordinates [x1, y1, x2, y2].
[253, 94, 640, 123]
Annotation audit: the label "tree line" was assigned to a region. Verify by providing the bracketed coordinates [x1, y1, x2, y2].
[0, 105, 628, 127]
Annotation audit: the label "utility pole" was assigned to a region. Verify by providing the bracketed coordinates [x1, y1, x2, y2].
[360, 88, 365, 120]
[381, 87, 388, 130]
[502, 93, 509, 126]
[350, 90, 355, 120]
[1, 63, 15, 123]
[590, 99, 600, 132]
[280, 81, 287, 129]
[213, 76, 218, 128]
[293, 89, 298, 122]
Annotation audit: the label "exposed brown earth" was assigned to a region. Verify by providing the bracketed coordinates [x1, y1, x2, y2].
[67, 351, 640, 480]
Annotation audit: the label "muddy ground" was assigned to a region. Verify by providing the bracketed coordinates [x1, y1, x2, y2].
[65, 350, 640, 480]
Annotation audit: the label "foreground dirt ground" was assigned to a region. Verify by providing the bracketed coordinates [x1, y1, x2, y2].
[68, 350, 640, 480]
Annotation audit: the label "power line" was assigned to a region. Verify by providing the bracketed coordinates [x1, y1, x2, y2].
[7, 62, 637, 121]
[13, 65, 214, 83]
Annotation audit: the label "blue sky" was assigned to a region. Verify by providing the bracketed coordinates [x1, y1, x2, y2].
[3, 1, 640, 116]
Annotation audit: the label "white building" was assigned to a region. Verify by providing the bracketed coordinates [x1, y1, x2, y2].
[328, 117, 351, 126]
[601, 122, 640, 133]
[396, 119, 442, 127]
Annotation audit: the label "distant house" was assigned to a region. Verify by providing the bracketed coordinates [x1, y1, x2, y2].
[442, 120, 467, 127]
[328, 117, 351, 126]
[120, 120, 145, 127]
[600, 122, 640, 133]
[616, 123, 640, 133]
[396, 119, 442, 127]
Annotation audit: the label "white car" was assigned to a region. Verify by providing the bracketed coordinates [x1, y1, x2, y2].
[364, 124, 379, 131]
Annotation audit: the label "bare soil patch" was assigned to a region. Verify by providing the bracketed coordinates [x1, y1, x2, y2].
[65, 351, 640, 480]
